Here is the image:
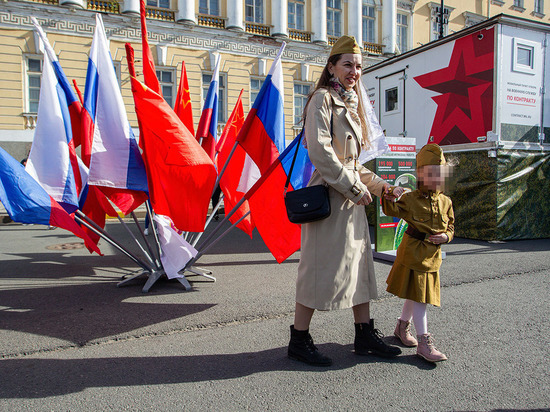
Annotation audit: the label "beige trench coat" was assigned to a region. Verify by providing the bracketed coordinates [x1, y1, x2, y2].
[296, 88, 387, 310]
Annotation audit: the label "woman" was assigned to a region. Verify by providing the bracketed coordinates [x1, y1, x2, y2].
[288, 35, 401, 366]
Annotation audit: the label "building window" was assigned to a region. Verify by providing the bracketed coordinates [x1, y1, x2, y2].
[431, 7, 450, 41]
[202, 72, 226, 123]
[245, 0, 264, 23]
[156, 68, 175, 107]
[534, 0, 544, 14]
[362, 0, 376, 43]
[26, 57, 42, 113]
[113, 61, 122, 87]
[288, 0, 305, 30]
[294, 83, 311, 126]
[385, 87, 398, 113]
[327, 0, 342, 37]
[147, 0, 170, 8]
[199, 0, 219, 15]
[250, 77, 264, 106]
[396, 13, 409, 53]
[511, 0, 526, 11]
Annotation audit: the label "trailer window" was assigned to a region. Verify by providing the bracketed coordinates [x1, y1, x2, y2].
[516, 47, 533, 68]
[385, 87, 398, 112]
[512, 38, 536, 74]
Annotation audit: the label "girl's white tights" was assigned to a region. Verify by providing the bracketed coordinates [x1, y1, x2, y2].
[400, 299, 428, 336]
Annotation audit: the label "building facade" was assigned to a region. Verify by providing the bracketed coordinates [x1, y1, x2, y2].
[0, 0, 548, 160]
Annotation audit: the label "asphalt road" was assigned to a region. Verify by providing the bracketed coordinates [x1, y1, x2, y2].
[0, 219, 548, 411]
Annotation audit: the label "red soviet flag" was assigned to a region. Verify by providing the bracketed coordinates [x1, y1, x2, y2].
[127, 59, 217, 232]
[174, 61, 195, 136]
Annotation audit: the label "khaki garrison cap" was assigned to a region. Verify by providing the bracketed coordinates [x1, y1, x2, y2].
[416, 144, 446, 168]
[329, 35, 361, 57]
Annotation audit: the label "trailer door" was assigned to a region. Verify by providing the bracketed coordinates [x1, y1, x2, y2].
[379, 71, 406, 136]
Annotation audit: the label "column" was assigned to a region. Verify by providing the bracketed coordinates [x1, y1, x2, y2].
[347, 0, 362, 45]
[272, 0, 288, 37]
[59, 0, 86, 8]
[176, 0, 196, 24]
[122, 0, 139, 15]
[227, 0, 244, 31]
[382, 0, 397, 54]
[311, 0, 327, 44]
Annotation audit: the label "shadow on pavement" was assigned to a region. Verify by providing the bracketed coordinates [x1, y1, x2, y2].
[0, 343, 436, 399]
[0, 282, 215, 348]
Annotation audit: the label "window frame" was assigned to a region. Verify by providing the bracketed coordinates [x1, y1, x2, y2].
[24, 55, 43, 114]
[362, 0, 376, 43]
[396, 12, 409, 54]
[288, 0, 305, 31]
[245, 0, 264, 24]
[147, 0, 170, 9]
[512, 38, 537, 75]
[293, 82, 312, 127]
[156, 67, 176, 108]
[534, 0, 544, 15]
[199, 0, 220, 16]
[250, 76, 264, 109]
[327, 0, 342, 37]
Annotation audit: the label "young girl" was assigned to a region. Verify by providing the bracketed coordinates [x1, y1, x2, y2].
[382, 143, 454, 363]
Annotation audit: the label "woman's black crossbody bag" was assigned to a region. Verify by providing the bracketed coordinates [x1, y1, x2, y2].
[283, 126, 331, 224]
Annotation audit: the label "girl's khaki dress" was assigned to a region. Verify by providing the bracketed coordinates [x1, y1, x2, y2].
[381, 190, 454, 306]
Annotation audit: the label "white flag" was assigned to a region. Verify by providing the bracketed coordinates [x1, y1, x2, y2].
[153, 214, 197, 279]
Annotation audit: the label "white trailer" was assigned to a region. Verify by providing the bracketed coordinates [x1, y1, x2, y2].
[363, 14, 550, 240]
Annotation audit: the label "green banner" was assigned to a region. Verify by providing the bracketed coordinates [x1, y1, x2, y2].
[375, 138, 416, 252]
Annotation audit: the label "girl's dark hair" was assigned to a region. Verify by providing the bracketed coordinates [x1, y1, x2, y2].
[302, 53, 370, 147]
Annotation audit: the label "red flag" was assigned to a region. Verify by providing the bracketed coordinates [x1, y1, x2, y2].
[174, 61, 195, 136]
[216, 90, 255, 237]
[140, 0, 161, 96]
[127, 46, 217, 232]
[80, 185, 118, 248]
[246, 164, 301, 263]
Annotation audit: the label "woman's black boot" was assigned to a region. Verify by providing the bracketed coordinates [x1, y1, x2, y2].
[355, 320, 402, 357]
[288, 325, 332, 366]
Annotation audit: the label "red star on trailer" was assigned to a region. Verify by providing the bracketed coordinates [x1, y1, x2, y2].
[414, 28, 495, 145]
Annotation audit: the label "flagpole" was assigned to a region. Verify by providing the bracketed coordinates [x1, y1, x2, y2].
[116, 215, 158, 270]
[75, 211, 152, 272]
[195, 141, 286, 253]
[191, 193, 224, 247]
[145, 201, 163, 266]
[195, 196, 246, 253]
[130, 211, 161, 269]
[184, 210, 251, 271]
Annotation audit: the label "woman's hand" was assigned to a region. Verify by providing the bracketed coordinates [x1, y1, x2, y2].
[384, 185, 405, 201]
[357, 190, 372, 205]
[428, 233, 449, 245]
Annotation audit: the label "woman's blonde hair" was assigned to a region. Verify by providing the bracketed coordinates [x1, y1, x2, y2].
[302, 54, 370, 147]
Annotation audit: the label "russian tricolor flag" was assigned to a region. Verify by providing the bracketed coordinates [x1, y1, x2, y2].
[26, 21, 82, 214]
[0, 147, 101, 255]
[196, 54, 220, 161]
[234, 43, 306, 263]
[82, 14, 148, 213]
[237, 46, 286, 173]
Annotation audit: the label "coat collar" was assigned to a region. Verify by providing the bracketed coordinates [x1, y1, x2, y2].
[328, 88, 363, 146]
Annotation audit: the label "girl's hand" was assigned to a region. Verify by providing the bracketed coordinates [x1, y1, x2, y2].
[357, 191, 372, 205]
[428, 233, 449, 245]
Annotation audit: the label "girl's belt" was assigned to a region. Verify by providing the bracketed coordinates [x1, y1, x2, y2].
[405, 227, 427, 241]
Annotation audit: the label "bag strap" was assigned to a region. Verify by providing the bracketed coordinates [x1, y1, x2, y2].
[284, 129, 303, 195]
[284, 113, 334, 195]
